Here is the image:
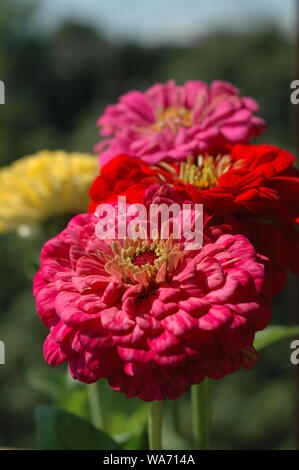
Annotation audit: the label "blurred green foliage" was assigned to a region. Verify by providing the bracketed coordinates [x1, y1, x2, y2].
[0, 0, 298, 450]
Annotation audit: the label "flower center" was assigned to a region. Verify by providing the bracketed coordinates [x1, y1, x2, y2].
[179, 154, 244, 190]
[102, 236, 185, 287]
[132, 250, 157, 267]
[153, 107, 193, 133]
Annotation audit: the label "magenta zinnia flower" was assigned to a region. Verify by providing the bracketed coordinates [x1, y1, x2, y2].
[95, 80, 266, 166]
[34, 187, 271, 401]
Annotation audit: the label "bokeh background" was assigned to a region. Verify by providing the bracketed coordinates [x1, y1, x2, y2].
[0, 0, 298, 449]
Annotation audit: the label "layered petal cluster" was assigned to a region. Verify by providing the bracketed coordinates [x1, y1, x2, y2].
[183, 143, 299, 222]
[180, 144, 299, 288]
[34, 190, 271, 401]
[0, 151, 98, 233]
[95, 80, 265, 166]
[89, 153, 177, 212]
[89, 145, 299, 292]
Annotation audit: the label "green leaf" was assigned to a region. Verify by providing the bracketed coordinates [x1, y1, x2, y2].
[59, 386, 90, 420]
[120, 426, 148, 450]
[254, 325, 299, 351]
[27, 369, 90, 420]
[162, 429, 191, 450]
[100, 381, 148, 437]
[26, 368, 66, 401]
[35, 406, 120, 450]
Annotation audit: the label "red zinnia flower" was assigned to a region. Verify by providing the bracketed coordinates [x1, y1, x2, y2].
[89, 153, 177, 212]
[180, 144, 299, 290]
[89, 144, 299, 293]
[34, 187, 271, 401]
[95, 80, 265, 166]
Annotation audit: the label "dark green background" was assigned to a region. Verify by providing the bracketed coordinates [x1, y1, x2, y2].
[0, 0, 298, 450]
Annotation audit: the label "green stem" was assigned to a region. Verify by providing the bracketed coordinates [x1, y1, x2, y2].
[171, 399, 180, 433]
[149, 401, 163, 450]
[191, 379, 211, 450]
[88, 381, 104, 430]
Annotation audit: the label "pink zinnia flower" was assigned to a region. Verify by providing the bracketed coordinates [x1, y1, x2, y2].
[34, 186, 271, 401]
[95, 80, 266, 166]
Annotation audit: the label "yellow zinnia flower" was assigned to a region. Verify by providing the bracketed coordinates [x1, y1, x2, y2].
[0, 150, 98, 234]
